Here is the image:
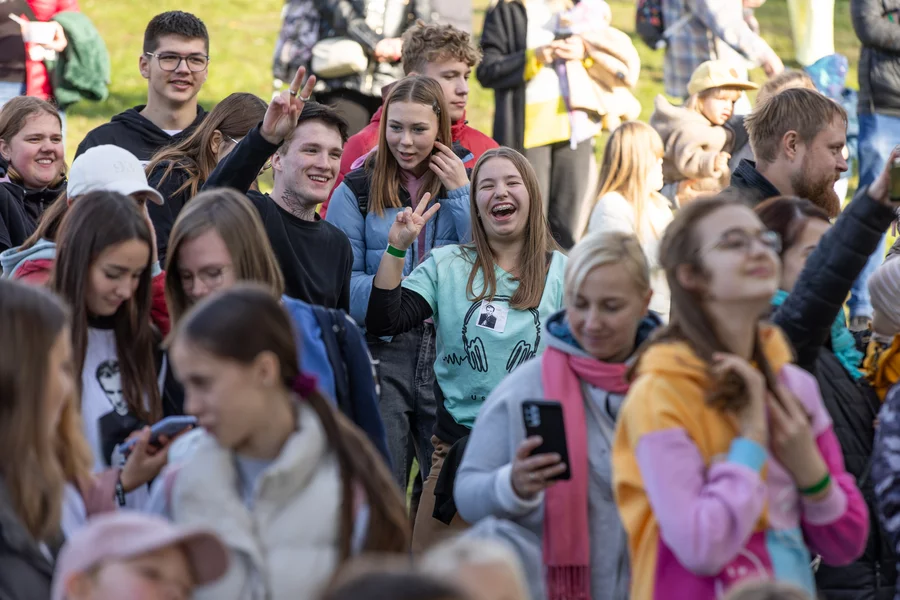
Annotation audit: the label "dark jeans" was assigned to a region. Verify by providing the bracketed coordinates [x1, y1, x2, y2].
[525, 139, 595, 250]
[318, 89, 382, 137]
[368, 323, 437, 493]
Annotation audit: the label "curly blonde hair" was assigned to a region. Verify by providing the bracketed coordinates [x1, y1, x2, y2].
[401, 20, 481, 75]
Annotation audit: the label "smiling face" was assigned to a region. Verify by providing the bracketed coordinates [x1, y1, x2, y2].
[176, 228, 237, 305]
[85, 239, 150, 317]
[0, 111, 64, 189]
[273, 120, 343, 207]
[567, 263, 651, 362]
[687, 205, 781, 307]
[698, 88, 742, 126]
[172, 339, 270, 452]
[139, 34, 208, 108]
[385, 101, 440, 175]
[474, 157, 531, 243]
[418, 58, 471, 123]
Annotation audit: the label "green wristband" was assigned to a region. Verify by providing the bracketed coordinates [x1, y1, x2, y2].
[386, 244, 407, 259]
[799, 473, 831, 497]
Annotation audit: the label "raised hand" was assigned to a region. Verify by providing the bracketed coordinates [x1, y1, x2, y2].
[387, 193, 441, 251]
[261, 66, 317, 146]
[429, 142, 469, 191]
[711, 353, 769, 447]
[869, 146, 900, 206]
[767, 384, 830, 494]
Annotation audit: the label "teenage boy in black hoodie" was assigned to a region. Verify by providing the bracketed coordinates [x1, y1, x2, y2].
[75, 11, 209, 164]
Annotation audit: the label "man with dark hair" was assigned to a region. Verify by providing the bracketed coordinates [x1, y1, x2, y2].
[726, 87, 848, 216]
[204, 71, 352, 310]
[75, 11, 209, 163]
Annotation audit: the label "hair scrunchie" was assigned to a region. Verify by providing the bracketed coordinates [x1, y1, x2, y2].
[292, 372, 318, 398]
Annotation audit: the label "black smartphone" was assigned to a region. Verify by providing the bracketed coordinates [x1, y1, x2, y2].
[521, 400, 571, 481]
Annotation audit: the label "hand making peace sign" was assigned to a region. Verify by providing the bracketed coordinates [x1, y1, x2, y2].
[388, 193, 442, 251]
[260, 66, 317, 146]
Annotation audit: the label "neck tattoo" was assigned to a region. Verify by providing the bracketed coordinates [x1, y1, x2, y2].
[280, 189, 317, 221]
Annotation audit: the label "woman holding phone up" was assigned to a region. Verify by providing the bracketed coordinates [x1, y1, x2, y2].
[454, 231, 659, 600]
[366, 146, 566, 551]
[612, 195, 868, 599]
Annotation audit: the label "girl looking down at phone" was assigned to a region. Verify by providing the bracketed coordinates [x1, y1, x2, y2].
[151, 285, 408, 600]
[326, 75, 471, 501]
[454, 231, 657, 600]
[51, 191, 183, 510]
[366, 147, 566, 552]
[611, 195, 868, 599]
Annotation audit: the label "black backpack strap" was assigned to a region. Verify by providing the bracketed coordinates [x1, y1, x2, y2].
[343, 167, 371, 218]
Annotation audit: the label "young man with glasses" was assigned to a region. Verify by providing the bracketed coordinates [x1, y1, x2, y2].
[75, 11, 209, 164]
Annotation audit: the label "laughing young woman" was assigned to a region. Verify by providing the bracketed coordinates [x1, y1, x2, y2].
[366, 146, 566, 551]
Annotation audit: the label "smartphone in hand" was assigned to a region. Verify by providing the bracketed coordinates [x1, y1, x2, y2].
[522, 400, 571, 481]
[119, 416, 198, 457]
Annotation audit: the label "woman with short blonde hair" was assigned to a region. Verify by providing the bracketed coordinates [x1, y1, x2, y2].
[454, 230, 657, 600]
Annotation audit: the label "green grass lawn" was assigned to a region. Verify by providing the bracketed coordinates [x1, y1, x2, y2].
[68, 0, 859, 162]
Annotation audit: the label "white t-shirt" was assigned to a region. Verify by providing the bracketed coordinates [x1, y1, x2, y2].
[81, 326, 161, 508]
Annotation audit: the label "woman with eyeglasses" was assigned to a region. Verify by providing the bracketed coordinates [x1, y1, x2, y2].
[612, 194, 868, 599]
[145, 92, 267, 264]
[755, 191, 900, 598]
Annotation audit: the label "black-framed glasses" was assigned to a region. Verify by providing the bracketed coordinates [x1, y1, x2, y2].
[701, 229, 782, 256]
[144, 52, 209, 72]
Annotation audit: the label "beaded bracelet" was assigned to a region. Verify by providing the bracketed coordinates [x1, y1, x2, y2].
[800, 473, 831, 497]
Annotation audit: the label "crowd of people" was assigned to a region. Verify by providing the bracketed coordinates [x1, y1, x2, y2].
[2, 1, 900, 600]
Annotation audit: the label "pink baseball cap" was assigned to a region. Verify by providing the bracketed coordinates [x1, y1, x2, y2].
[51, 512, 229, 600]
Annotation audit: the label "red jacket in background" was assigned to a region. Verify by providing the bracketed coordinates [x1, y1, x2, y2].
[25, 0, 80, 100]
[14, 258, 172, 336]
[320, 106, 498, 218]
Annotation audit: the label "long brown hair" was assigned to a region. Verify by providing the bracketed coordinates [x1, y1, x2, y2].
[51, 191, 162, 423]
[146, 93, 267, 199]
[634, 194, 784, 412]
[0, 96, 65, 188]
[466, 147, 560, 309]
[164, 188, 285, 325]
[0, 279, 68, 540]
[368, 76, 452, 216]
[173, 285, 410, 556]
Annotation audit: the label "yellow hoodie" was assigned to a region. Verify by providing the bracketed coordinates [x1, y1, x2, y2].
[864, 335, 900, 402]
[611, 325, 867, 599]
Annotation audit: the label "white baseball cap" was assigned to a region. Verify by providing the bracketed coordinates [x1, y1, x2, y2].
[67, 145, 164, 205]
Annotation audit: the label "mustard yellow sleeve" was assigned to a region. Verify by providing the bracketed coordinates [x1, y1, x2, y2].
[523, 49, 542, 82]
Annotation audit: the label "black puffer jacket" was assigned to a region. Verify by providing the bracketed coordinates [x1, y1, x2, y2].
[851, 0, 900, 116]
[770, 189, 897, 599]
[0, 178, 65, 253]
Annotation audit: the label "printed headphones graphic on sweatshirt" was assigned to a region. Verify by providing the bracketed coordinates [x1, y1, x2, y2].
[443, 297, 541, 374]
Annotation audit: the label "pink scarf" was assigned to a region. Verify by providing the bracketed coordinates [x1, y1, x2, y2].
[539, 346, 630, 600]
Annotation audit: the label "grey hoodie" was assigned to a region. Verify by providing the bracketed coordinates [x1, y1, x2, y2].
[454, 310, 633, 600]
[0, 237, 56, 279]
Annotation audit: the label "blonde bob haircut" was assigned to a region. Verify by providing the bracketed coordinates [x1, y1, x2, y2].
[164, 188, 285, 326]
[419, 535, 529, 598]
[564, 230, 650, 306]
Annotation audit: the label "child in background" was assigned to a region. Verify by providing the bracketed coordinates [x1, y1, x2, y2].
[863, 256, 900, 400]
[651, 61, 758, 206]
[51, 512, 228, 600]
